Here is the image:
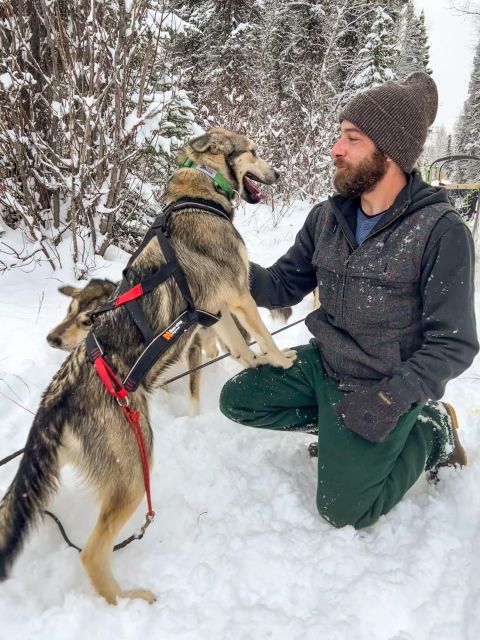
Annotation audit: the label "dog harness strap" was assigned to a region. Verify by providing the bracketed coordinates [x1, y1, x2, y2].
[122, 309, 199, 392]
[154, 227, 196, 310]
[125, 298, 156, 343]
[86, 333, 154, 518]
[90, 263, 179, 321]
[114, 276, 154, 343]
[196, 309, 220, 327]
[152, 198, 231, 225]
[86, 332, 128, 400]
[95, 357, 129, 400]
[121, 307, 221, 392]
[115, 284, 143, 306]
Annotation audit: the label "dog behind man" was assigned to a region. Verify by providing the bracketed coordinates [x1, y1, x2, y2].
[0, 128, 296, 604]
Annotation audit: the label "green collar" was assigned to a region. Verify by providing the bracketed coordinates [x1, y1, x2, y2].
[179, 158, 234, 199]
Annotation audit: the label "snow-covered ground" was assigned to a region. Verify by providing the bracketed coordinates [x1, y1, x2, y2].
[1, 202, 479, 640]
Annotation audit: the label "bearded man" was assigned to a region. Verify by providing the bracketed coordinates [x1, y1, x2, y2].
[219, 72, 479, 529]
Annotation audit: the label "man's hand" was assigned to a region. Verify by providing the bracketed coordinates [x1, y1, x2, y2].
[335, 381, 413, 443]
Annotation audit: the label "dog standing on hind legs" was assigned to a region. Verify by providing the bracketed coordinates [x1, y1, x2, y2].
[0, 128, 296, 604]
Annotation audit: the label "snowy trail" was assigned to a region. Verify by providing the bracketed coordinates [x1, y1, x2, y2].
[0, 202, 479, 640]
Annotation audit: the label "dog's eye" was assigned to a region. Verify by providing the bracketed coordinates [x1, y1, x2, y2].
[80, 317, 92, 327]
[251, 149, 257, 157]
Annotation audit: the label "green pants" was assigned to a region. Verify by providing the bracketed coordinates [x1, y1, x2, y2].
[219, 341, 452, 529]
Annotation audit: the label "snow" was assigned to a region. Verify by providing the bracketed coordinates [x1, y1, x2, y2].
[1, 201, 480, 639]
[0, 72, 13, 90]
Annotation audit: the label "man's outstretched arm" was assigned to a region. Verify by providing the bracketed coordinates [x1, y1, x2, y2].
[249, 205, 321, 309]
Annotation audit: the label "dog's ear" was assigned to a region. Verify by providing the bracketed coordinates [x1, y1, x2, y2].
[58, 285, 82, 298]
[88, 278, 117, 296]
[102, 279, 117, 295]
[190, 132, 234, 156]
[190, 134, 211, 153]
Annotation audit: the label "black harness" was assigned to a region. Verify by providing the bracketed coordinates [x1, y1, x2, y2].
[86, 198, 229, 393]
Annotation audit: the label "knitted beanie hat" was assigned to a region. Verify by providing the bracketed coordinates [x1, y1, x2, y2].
[339, 72, 438, 172]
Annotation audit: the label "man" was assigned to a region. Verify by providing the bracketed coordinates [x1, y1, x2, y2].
[219, 72, 479, 529]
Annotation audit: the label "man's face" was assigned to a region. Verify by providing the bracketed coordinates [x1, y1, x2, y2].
[331, 121, 388, 198]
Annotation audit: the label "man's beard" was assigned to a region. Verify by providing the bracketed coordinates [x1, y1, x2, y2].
[333, 150, 388, 198]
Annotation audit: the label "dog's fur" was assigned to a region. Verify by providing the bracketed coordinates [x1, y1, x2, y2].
[0, 128, 296, 604]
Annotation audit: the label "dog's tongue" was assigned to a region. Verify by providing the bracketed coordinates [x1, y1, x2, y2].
[243, 176, 267, 203]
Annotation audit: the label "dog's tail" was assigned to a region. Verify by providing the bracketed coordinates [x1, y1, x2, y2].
[0, 402, 64, 579]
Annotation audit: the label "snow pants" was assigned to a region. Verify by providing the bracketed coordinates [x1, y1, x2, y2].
[219, 340, 452, 529]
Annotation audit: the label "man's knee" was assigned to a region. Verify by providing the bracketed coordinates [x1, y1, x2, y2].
[219, 372, 258, 426]
[316, 485, 381, 530]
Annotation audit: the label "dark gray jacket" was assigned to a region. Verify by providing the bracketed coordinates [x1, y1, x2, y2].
[250, 171, 479, 403]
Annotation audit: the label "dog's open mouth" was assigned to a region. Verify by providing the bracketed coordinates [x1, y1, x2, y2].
[243, 174, 268, 204]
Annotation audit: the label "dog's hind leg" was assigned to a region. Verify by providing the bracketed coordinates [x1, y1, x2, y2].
[187, 333, 202, 416]
[80, 482, 156, 605]
[199, 327, 219, 359]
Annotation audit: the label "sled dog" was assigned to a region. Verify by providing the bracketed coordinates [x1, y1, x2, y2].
[47, 280, 292, 414]
[0, 128, 296, 604]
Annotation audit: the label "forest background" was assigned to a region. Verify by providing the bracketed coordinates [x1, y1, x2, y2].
[0, 0, 479, 275]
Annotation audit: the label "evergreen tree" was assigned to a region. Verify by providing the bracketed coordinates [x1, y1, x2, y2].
[351, 6, 399, 91]
[172, 0, 264, 131]
[455, 36, 480, 182]
[396, 3, 431, 78]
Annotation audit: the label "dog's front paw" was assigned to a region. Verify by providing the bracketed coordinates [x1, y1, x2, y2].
[276, 348, 297, 369]
[230, 349, 261, 369]
[282, 348, 297, 362]
[257, 349, 297, 369]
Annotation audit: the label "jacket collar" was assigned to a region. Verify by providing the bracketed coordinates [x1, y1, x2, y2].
[327, 170, 447, 249]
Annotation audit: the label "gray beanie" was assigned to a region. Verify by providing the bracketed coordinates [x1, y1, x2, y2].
[339, 72, 438, 173]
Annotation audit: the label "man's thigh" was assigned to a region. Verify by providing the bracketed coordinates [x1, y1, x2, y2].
[219, 341, 326, 431]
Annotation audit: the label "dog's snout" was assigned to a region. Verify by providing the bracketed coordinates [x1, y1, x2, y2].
[47, 333, 63, 348]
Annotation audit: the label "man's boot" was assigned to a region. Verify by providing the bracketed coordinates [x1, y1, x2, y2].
[428, 402, 467, 483]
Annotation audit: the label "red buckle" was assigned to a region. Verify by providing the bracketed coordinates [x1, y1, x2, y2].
[115, 284, 144, 307]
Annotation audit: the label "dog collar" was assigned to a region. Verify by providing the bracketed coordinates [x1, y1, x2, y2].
[179, 159, 234, 200]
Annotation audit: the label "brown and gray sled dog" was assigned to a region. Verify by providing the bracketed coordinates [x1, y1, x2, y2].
[47, 280, 291, 413]
[0, 128, 296, 604]
[46, 278, 242, 414]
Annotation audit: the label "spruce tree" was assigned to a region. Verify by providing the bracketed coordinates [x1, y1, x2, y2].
[396, 3, 431, 78]
[352, 6, 399, 91]
[455, 36, 480, 182]
[171, 0, 264, 131]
